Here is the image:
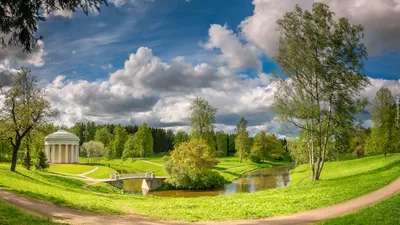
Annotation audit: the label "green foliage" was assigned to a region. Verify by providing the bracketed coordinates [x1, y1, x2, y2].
[173, 130, 189, 148]
[235, 118, 250, 163]
[249, 154, 261, 163]
[165, 139, 222, 189]
[112, 126, 128, 159]
[81, 141, 105, 163]
[0, 68, 55, 171]
[273, 3, 369, 180]
[133, 123, 154, 157]
[122, 135, 136, 160]
[366, 87, 397, 157]
[95, 127, 113, 147]
[35, 150, 49, 171]
[216, 131, 228, 157]
[189, 97, 217, 139]
[227, 134, 236, 155]
[204, 131, 217, 156]
[250, 131, 268, 161]
[22, 150, 32, 170]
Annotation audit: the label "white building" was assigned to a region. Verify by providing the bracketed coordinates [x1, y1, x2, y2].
[44, 130, 80, 164]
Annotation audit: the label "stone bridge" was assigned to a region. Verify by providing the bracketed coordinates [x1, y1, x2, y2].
[104, 171, 167, 194]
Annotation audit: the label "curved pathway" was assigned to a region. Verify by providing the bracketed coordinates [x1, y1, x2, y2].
[0, 177, 399, 225]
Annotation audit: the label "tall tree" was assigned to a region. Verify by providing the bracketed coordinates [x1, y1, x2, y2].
[365, 87, 396, 157]
[0, 68, 54, 171]
[189, 97, 217, 140]
[235, 117, 250, 163]
[122, 135, 136, 160]
[272, 3, 369, 181]
[251, 131, 268, 161]
[216, 131, 228, 157]
[227, 134, 236, 155]
[112, 126, 128, 159]
[1, 0, 107, 53]
[95, 127, 113, 147]
[133, 123, 153, 157]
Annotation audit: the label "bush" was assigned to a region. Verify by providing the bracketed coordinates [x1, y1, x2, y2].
[165, 170, 225, 190]
[35, 150, 49, 171]
[249, 154, 261, 163]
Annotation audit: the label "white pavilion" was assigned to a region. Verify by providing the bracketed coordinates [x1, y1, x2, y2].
[44, 130, 80, 164]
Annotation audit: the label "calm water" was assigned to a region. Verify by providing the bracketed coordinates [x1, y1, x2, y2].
[121, 166, 292, 198]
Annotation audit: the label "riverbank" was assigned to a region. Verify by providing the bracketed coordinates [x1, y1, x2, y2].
[0, 154, 398, 222]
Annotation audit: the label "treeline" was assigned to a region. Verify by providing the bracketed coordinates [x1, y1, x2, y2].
[288, 86, 400, 166]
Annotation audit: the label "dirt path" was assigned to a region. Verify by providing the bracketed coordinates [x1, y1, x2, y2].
[0, 177, 399, 225]
[140, 160, 164, 167]
[79, 166, 99, 176]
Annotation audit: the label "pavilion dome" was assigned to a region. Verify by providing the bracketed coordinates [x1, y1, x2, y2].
[44, 130, 80, 142]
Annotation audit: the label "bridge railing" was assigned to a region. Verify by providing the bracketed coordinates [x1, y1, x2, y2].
[110, 171, 156, 180]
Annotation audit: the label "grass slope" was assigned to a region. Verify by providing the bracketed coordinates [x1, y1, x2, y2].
[0, 200, 62, 225]
[0, 154, 398, 222]
[319, 193, 400, 225]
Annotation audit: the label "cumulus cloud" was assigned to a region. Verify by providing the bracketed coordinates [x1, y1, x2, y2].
[110, 0, 154, 8]
[240, 0, 400, 57]
[202, 24, 262, 71]
[0, 40, 46, 67]
[44, 9, 73, 18]
[0, 62, 20, 86]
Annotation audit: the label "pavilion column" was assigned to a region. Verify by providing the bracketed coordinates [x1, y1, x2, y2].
[76, 145, 79, 163]
[66, 144, 69, 163]
[58, 144, 62, 163]
[45, 145, 50, 163]
[51, 144, 55, 162]
[71, 144, 75, 163]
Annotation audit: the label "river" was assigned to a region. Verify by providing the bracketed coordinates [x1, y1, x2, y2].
[121, 166, 292, 198]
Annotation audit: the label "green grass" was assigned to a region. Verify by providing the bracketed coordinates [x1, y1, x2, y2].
[319, 193, 400, 225]
[215, 157, 290, 182]
[47, 164, 95, 175]
[86, 183, 121, 194]
[0, 169, 123, 214]
[85, 166, 116, 179]
[0, 200, 62, 225]
[0, 154, 398, 222]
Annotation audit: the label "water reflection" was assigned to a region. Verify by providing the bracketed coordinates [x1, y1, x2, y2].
[121, 166, 292, 198]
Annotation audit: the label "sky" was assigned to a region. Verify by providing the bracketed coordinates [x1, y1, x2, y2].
[1, 0, 400, 136]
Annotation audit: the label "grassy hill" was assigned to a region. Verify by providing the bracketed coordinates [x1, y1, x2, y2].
[0, 154, 398, 222]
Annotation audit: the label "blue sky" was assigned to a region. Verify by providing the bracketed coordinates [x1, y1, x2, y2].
[2, 0, 400, 134]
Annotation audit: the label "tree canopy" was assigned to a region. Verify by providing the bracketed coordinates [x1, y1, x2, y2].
[189, 97, 217, 140]
[1, 0, 107, 53]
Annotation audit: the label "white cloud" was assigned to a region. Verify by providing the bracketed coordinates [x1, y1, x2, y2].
[202, 24, 262, 71]
[0, 40, 46, 67]
[240, 0, 400, 57]
[101, 63, 113, 70]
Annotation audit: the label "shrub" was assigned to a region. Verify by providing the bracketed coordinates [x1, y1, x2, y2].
[249, 154, 261, 163]
[35, 150, 49, 171]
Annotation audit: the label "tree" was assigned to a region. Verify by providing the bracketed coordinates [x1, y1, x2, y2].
[35, 150, 49, 171]
[1, 0, 107, 53]
[81, 141, 104, 163]
[164, 139, 224, 189]
[122, 136, 136, 160]
[235, 117, 250, 163]
[95, 127, 113, 147]
[250, 131, 268, 162]
[112, 125, 128, 159]
[0, 68, 54, 171]
[173, 130, 189, 148]
[133, 123, 153, 158]
[216, 131, 228, 157]
[366, 87, 396, 157]
[272, 3, 369, 181]
[227, 134, 236, 155]
[189, 97, 217, 140]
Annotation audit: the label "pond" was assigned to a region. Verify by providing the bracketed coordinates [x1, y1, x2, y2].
[120, 166, 292, 198]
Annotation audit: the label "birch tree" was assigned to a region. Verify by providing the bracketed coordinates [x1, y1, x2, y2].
[272, 3, 369, 181]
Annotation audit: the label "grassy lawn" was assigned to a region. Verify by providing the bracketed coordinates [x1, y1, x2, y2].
[0, 154, 398, 222]
[85, 166, 116, 179]
[47, 164, 95, 175]
[0, 200, 62, 225]
[319, 193, 400, 225]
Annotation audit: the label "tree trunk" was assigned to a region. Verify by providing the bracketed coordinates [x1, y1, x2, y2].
[10, 143, 20, 172]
